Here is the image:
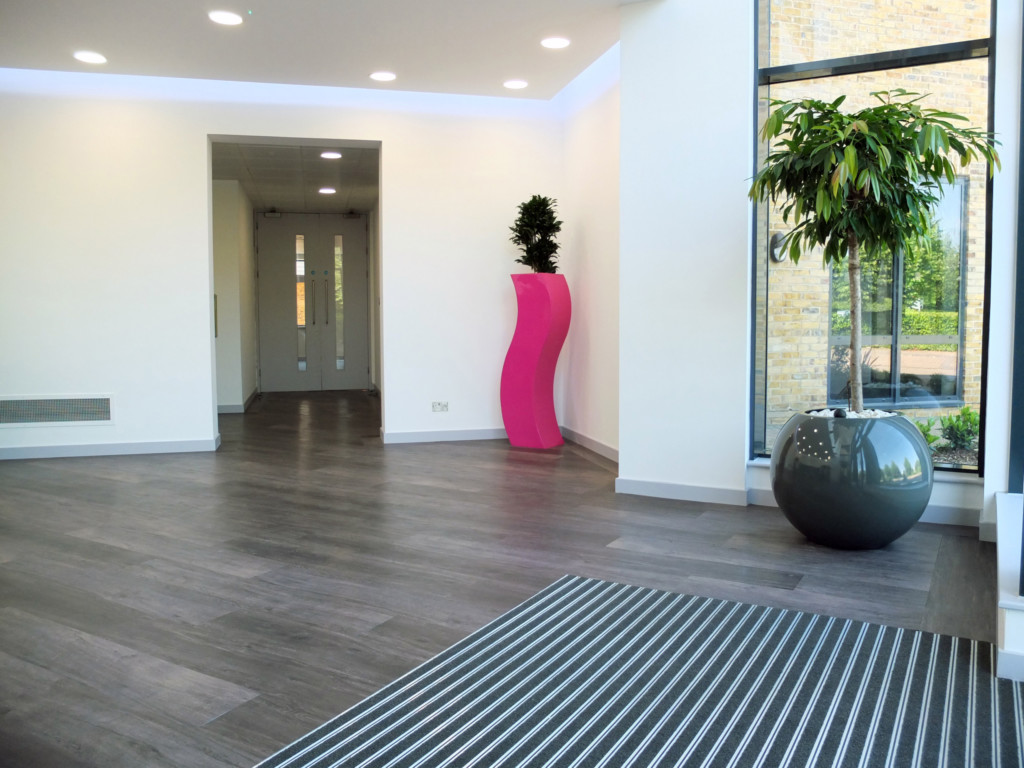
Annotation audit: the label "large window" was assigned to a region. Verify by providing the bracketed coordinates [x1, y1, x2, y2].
[752, 1, 993, 470]
[827, 178, 967, 407]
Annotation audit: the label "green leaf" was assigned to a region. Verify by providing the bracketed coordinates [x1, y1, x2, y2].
[877, 144, 891, 169]
[927, 110, 968, 122]
[916, 126, 929, 154]
[844, 145, 858, 180]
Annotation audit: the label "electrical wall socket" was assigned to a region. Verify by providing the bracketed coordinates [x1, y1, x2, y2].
[432, 401, 448, 412]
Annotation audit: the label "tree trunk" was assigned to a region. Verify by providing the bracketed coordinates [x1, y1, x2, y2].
[847, 232, 864, 413]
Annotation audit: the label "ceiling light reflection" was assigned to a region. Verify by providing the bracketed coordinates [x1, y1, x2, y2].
[541, 37, 571, 49]
[209, 10, 244, 25]
[73, 51, 107, 64]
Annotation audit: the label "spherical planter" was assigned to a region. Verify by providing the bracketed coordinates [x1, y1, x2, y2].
[770, 412, 934, 549]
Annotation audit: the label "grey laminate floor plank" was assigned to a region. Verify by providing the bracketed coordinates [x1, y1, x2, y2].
[0, 390, 999, 767]
[0, 608, 258, 726]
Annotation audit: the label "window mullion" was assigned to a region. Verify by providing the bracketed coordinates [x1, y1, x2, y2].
[892, 249, 904, 405]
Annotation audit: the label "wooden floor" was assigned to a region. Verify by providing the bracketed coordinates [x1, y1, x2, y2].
[0, 391, 998, 768]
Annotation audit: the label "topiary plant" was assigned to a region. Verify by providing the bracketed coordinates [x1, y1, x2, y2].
[509, 195, 562, 273]
[749, 89, 999, 412]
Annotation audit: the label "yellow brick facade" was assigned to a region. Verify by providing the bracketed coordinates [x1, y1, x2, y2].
[754, 1, 991, 464]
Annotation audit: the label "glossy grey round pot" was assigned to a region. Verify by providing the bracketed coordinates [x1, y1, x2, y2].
[770, 412, 934, 550]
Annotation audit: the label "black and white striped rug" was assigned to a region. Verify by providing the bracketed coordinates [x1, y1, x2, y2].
[255, 575, 1024, 767]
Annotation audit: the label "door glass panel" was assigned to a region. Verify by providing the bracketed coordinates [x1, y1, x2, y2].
[334, 235, 345, 370]
[296, 235, 307, 371]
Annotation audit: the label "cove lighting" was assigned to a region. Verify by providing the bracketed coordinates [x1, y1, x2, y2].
[541, 37, 571, 49]
[209, 10, 244, 25]
[320, 151, 342, 159]
[73, 51, 107, 65]
[503, 79, 528, 90]
[370, 71, 397, 82]
[319, 187, 337, 195]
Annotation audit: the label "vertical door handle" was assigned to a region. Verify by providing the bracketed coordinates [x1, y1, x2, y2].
[310, 278, 316, 325]
[324, 279, 330, 325]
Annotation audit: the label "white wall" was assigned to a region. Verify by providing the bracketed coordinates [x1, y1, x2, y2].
[616, 0, 755, 504]
[981, 0, 1023, 533]
[374, 114, 562, 440]
[0, 70, 566, 455]
[555, 46, 622, 460]
[212, 179, 257, 412]
[0, 93, 219, 456]
[239, 197, 258, 405]
[368, 205, 382, 391]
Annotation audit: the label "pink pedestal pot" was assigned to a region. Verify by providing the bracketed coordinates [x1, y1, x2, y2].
[500, 273, 571, 448]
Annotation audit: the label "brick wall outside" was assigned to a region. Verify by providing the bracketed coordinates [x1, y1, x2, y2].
[755, 1, 991, 457]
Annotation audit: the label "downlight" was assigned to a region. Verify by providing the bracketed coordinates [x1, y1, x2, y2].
[209, 10, 244, 25]
[73, 51, 107, 64]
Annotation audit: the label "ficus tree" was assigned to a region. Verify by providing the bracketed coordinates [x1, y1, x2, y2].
[509, 195, 562, 273]
[749, 89, 999, 412]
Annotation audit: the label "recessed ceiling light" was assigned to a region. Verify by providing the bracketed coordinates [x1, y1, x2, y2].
[73, 51, 107, 65]
[319, 187, 337, 195]
[370, 71, 397, 82]
[209, 10, 243, 25]
[503, 79, 529, 90]
[541, 37, 571, 49]
[320, 151, 343, 159]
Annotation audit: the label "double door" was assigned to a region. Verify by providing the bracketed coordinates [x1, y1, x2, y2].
[257, 213, 369, 391]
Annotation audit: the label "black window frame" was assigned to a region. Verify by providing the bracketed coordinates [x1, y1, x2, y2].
[750, 0, 997, 475]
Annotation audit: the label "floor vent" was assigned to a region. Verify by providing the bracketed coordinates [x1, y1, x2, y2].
[0, 397, 112, 425]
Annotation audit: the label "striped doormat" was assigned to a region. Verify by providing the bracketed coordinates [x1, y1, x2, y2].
[255, 575, 1024, 767]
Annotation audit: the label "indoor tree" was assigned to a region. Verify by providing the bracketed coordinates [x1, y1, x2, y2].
[749, 89, 999, 412]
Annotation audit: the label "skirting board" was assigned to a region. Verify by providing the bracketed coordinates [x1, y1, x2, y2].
[615, 478, 748, 507]
[382, 428, 507, 444]
[560, 427, 618, 463]
[0, 436, 221, 460]
[997, 649, 1024, 682]
[217, 388, 259, 415]
[748, 486, 978, 526]
[380, 425, 618, 462]
[996, 493, 1024, 681]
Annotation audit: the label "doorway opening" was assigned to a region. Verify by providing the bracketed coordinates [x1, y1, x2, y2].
[209, 135, 382, 413]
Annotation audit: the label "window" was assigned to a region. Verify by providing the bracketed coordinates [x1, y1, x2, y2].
[827, 178, 967, 408]
[751, 1, 993, 471]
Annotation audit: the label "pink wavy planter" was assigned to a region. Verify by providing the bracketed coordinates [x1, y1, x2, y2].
[500, 273, 571, 448]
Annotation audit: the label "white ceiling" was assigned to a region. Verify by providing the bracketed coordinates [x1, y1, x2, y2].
[0, 0, 628, 99]
[1, 0, 630, 213]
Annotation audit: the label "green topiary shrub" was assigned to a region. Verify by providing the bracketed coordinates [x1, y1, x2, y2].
[509, 195, 562, 274]
[915, 417, 941, 452]
[940, 406, 980, 450]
